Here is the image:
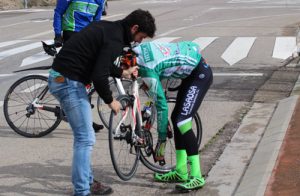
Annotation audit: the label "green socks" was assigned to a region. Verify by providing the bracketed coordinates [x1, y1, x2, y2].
[175, 150, 188, 174]
[188, 154, 201, 178]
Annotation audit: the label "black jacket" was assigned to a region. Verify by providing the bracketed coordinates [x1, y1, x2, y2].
[52, 19, 133, 104]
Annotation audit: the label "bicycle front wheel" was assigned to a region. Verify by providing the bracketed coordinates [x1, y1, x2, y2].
[3, 75, 61, 137]
[108, 95, 140, 181]
[140, 107, 202, 173]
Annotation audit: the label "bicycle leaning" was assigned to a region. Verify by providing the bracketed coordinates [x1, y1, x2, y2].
[107, 50, 203, 180]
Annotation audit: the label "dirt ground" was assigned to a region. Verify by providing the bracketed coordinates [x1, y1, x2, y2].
[0, 0, 55, 10]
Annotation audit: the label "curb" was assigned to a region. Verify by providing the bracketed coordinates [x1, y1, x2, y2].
[234, 95, 299, 196]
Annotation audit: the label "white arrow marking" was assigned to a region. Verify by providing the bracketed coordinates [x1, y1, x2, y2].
[153, 37, 180, 43]
[272, 37, 296, 59]
[0, 42, 42, 60]
[192, 37, 218, 51]
[221, 37, 256, 66]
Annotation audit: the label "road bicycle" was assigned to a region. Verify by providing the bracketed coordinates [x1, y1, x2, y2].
[2, 42, 132, 137]
[108, 51, 203, 181]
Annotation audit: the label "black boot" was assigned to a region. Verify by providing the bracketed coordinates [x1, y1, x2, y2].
[93, 122, 104, 133]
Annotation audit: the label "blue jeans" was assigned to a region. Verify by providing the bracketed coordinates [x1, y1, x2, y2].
[48, 75, 95, 196]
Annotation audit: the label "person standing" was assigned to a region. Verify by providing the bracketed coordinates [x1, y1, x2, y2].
[48, 9, 156, 196]
[53, 0, 104, 47]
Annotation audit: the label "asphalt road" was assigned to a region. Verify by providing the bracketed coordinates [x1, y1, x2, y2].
[1, 0, 300, 195]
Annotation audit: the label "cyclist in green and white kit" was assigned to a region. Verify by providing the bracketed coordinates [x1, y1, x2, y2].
[133, 41, 213, 192]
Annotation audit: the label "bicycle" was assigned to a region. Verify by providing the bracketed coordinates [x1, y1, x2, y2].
[107, 51, 202, 181]
[2, 42, 130, 137]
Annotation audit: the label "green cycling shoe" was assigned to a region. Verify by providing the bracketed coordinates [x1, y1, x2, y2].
[154, 170, 188, 183]
[175, 176, 205, 192]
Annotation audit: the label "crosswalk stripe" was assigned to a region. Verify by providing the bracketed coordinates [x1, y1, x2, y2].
[272, 37, 296, 59]
[221, 37, 256, 66]
[0, 42, 42, 61]
[20, 51, 51, 67]
[0, 40, 29, 48]
[192, 37, 218, 50]
[153, 37, 180, 43]
[0, 74, 15, 77]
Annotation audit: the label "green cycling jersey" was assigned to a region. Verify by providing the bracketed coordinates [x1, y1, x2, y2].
[133, 41, 202, 140]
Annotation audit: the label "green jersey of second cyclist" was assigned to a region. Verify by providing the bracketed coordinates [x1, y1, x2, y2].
[133, 41, 203, 140]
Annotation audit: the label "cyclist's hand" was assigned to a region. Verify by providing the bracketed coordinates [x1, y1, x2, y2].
[54, 35, 63, 47]
[122, 66, 139, 79]
[108, 99, 121, 115]
[154, 139, 166, 166]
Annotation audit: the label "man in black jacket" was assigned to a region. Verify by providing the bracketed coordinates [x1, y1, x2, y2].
[48, 9, 156, 196]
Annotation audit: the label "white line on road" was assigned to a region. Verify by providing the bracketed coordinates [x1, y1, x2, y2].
[272, 37, 296, 59]
[159, 13, 300, 37]
[102, 14, 125, 19]
[153, 37, 180, 43]
[0, 101, 3, 108]
[221, 37, 256, 66]
[192, 37, 218, 51]
[0, 42, 42, 61]
[0, 40, 29, 48]
[20, 52, 52, 67]
[0, 74, 15, 77]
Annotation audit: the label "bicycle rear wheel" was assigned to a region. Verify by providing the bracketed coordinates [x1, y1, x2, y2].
[3, 75, 61, 137]
[108, 95, 140, 181]
[140, 100, 202, 173]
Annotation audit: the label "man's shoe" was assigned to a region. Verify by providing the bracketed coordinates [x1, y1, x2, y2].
[175, 176, 205, 192]
[90, 180, 113, 195]
[93, 122, 104, 133]
[154, 170, 188, 183]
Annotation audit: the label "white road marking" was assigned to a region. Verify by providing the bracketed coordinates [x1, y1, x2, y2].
[0, 40, 29, 48]
[192, 37, 218, 51]
[159, 13, 300, 37]
[0, 9, 50, 13]
[272, 37, 296, 59]
[20, 44, 58, 67]
[0, 101, 3, 108]
[221, 37, 256, 66]
[153, 37, 180, 43]
[21, 83, 47, 93]
[0, 74, 15, 77]
[0, 42, 42, 61]
[20, 52, 52, 67]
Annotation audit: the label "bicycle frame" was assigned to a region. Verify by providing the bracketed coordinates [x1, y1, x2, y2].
[113, 78, 145, 145]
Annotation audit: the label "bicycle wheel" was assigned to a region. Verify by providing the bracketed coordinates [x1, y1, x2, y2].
[97, 78, 150, 129]
[140, 100, 202, 173]
[3, 75, 61, 137]
[108, 95, 140, 181]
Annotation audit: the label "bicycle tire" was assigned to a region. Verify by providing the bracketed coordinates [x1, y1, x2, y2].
[108, 95, 140, 181]
[3, 75, 61, 138]
[140, 99, 202, 173]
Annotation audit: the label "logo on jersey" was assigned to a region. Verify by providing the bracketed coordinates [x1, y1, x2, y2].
[141, 43, 154, 63]
[181, 86, 199, 116]
[155, 43, 171, 56]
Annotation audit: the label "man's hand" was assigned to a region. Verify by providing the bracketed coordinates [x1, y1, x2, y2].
[54, 35, 63, 47]
[154, 139, 167, 166]
[122, 66, 139, 79]
[108, 99, 122, 115]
